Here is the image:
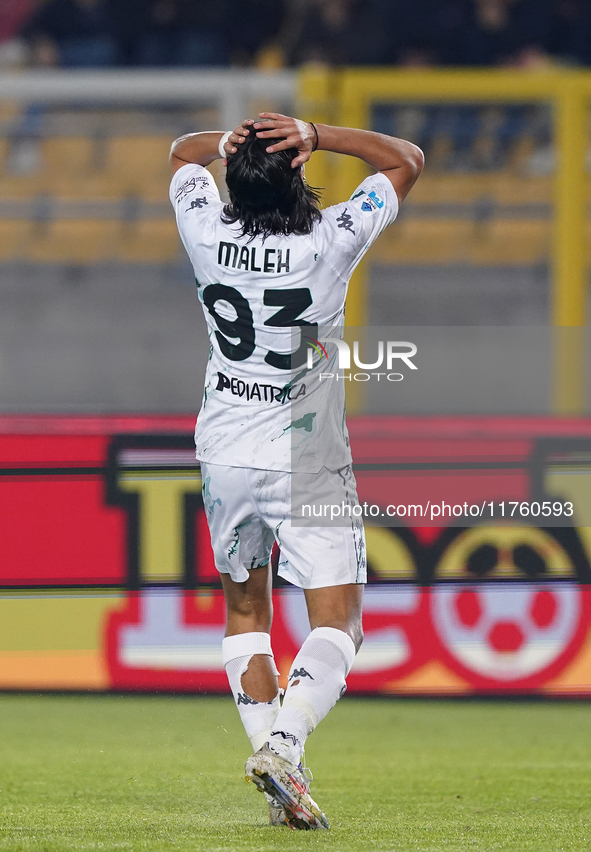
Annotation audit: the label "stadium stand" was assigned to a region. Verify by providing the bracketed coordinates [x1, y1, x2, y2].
[7, 1, 591, 72]
[0, 95, 558, 266]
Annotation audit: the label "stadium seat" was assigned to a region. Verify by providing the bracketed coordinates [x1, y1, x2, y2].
[104, 136, 172, 194]
[478, 219, 550, 264]
[28, 219, 121, 263]
[0, 173, 47, 200]
[0, 137, 10, 173]
[43, 173, 130, 200]
[0, 220, 33, 259]
[41, 137, 95, 176]
[374, 218, 477, 264]
[409, 173, 551, 206]
[373, 217, 552, 265]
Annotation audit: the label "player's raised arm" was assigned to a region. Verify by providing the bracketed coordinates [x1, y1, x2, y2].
[315, 124, 424, 203]
[253, 112, 424, 204]
[170, 120, 260, 173]
[170, 131, 225, 172]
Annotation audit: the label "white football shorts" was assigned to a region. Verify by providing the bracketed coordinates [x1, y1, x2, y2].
[200, 462, 367, 589]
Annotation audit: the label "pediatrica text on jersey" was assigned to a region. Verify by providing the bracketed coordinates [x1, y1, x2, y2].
[218, 241, 290, 273]
[216, 372, 306, 403]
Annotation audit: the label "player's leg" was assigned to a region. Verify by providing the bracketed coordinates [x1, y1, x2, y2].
[202, 463, 282, 750]
[244, 467, 364, 829]
[221, 564, 287, 826]
[265, 466, 365, 765]
[265, 583, 362, 765]
[220, 565, 282, 753]
[221, 565, 279, 708]
[203, 463, 288, 824]
[305, 582, 364, 647]
[245, 583, 361, 831]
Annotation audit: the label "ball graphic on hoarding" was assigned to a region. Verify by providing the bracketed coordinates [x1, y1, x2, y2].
[431, 525, 585, 687]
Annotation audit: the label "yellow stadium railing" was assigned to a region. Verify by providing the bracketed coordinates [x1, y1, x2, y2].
[299, 67, 591, 414]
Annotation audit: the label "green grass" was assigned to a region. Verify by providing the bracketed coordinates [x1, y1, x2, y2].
[0, 695, 590, 851]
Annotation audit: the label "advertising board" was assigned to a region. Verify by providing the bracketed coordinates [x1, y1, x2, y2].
[2, 415, 591, 695]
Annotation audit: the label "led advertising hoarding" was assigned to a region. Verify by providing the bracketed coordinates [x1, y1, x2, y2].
[2, 415, 591, 695]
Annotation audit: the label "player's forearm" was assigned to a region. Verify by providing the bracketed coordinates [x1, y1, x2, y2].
[314, 124, 424, 175]
[170, 132, 224, 167]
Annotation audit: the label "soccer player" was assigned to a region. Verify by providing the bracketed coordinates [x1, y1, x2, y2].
[170, 113, 423, 829]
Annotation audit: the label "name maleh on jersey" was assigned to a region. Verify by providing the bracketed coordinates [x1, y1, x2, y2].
[218, 241, 290, 273]
[216, 371, 306, 403]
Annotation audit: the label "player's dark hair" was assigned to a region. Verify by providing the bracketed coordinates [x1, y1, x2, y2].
[222, 129, 322, 239]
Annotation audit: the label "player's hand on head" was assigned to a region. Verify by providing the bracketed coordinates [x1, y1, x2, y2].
[253, 112, 316, 169]
[224, 119, 254, 157]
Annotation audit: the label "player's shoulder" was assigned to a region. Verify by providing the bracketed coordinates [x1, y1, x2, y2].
[169, 163, 222, 209]
[328, 172, 398, 221]
[350, 172, 397, 215]
[316, 172, 398, 244]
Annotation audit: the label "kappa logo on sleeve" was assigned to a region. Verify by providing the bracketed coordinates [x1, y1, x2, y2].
[185, 196, 209, 211]
[175, 175, 210, 201]
[336, 208, 355, 234]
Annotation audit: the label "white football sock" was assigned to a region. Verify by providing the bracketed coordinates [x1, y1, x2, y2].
[267, 627, 356, 765]
[222, 632, 280, 752]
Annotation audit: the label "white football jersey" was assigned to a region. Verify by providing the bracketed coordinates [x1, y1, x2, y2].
[170, 162, 398, 472]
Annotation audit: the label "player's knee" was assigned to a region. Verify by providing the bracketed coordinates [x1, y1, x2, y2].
[226, 598, 272, 632]
[340, 615, 364, 653]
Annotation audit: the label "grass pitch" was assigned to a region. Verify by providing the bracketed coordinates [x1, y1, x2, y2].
[0, 695, 589, 851]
